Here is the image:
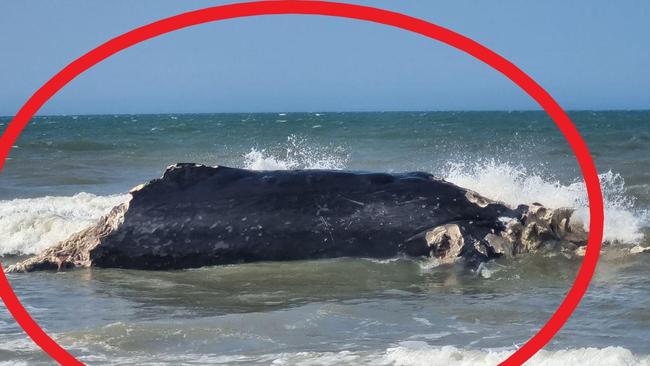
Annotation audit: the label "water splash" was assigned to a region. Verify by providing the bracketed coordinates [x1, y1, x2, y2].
[243, 135, 348, 170]
[443, 159, 647, 244]
[0, 193, 128, 256]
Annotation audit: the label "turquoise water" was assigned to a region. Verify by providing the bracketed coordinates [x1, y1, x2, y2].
[0, 111, 649, 365]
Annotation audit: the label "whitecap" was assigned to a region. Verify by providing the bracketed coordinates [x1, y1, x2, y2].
[444, 159, 648, 245]
[0, 193, 128, 255]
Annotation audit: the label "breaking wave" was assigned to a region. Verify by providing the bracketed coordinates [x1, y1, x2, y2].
[0, 193, 128, 256]
[377, 342, 650, 366]
[443, 160, 648, 245]
[74, 343, 650, 365]
[2, 334, 648, 366]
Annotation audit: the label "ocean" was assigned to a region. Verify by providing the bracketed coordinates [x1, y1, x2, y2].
[0, 111, 649, 365]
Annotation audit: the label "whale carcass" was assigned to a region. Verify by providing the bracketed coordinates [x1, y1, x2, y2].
[7, 164, 588, 272]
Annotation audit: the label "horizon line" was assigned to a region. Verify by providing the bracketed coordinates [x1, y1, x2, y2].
[2, 108, 650, 119]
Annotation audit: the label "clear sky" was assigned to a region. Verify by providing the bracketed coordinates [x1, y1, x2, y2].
[1, 0, 649, 115]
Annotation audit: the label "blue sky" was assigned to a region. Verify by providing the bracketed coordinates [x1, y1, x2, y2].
[1, 1, 648, 115]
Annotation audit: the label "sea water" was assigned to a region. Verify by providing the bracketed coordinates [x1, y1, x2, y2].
[0, 111, 648, 365]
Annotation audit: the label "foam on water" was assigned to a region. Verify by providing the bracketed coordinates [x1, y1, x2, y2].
[70, 344, 650, 365]
[380, 342, 650, 366]
[443, 159, 648, 244]
[0, 193, 128, 256]
[3, 331, 647, 366]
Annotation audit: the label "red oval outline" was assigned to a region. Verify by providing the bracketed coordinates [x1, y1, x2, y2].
[0, 2, 604, 365]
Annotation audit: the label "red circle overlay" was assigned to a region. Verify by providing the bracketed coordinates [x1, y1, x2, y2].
[0, 1, 604, 365]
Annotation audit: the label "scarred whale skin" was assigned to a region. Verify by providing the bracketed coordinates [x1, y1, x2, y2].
[7, 164, 587, 272]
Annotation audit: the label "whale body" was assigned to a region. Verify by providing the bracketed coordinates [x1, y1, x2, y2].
[7, 164, 587, 272]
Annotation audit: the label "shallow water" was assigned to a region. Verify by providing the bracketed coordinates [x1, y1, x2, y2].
[1, 111, 649, 365]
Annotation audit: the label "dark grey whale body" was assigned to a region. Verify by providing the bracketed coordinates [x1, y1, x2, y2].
[92, 164, 525, 269]
[7, 164, 587, 273]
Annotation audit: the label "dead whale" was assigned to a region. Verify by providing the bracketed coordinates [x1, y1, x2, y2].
[6, 164, 588, 273]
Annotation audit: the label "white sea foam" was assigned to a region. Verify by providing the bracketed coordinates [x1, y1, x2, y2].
[66, 344, 649, 366]
[2, 327, 649, 365]
[0, 193, 128, 256]
[98, 343, 649, 365]
[444, 159, 648, 244]
[379, 342, 650, 366]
